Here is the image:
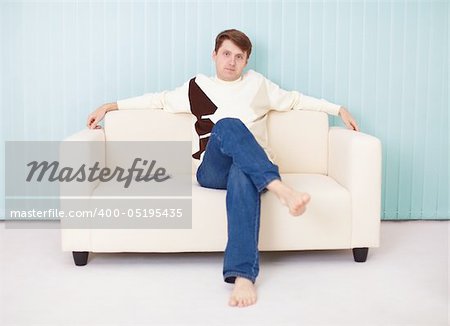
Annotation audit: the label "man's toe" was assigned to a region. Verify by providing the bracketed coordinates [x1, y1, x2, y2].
[229, 297, 238, 306]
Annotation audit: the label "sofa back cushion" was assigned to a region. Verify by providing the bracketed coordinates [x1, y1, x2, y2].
[105, 109, 192, 141]
[267, 110, 329, 174]
[104, 109, 328, 174]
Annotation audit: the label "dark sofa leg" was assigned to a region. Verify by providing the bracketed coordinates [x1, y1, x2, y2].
[352, 247, 369, 262]
[72, 251, 89, 266]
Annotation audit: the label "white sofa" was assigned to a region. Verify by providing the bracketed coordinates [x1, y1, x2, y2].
[61, 109, 382, 266]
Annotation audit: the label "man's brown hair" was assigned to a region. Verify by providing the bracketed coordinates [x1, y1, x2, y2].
[214, 29, 252, 60]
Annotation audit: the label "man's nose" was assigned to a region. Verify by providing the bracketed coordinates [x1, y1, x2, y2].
[229, 57, 236, 66]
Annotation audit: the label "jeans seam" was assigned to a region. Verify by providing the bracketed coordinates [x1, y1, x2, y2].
[250, 194, 260, 280]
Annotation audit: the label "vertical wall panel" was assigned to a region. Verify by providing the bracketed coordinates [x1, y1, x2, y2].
[309, 1, 324, 97]
[385, 1, 404, 219]
[61, 3, 76, 135]
[195, 1, 213, 78]
[397, 0, 417, 219]
[348, 2, 364, 124]
[437, 51, 448, 217]
[15, 3, 26, 139]
[361, 1, 378, 135]
[157, 1, 173, 89]
[335, 1, 351, 115]
[436, 0, 449, 217]
[322, 1, 337, 104]
[0, 0, 448, 220]
[410, 1, 428, 218]
[295, 1, 310, 94]
[171, 1, 186, 83]
[117, 2, 132, 98]
[144, 2, 159, 91]
[0, 3, 7, 220]
[267, 1, 282, 84]
[240, 1, 257, 72]
[280, 1, 296, 88]
[184, 1, 199, 81]
[255, 1, 270, 77]
[422, 1, 446, 218]
[375, 1, 391, 218]
[130, 2, 145, 94]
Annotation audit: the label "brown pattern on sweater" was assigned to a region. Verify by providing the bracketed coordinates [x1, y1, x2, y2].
[188, 78, 218, 159]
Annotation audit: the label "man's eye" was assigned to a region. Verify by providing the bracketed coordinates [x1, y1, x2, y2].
[224, 52, 230, 56]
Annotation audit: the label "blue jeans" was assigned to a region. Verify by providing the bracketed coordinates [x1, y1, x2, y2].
[195, 118, 281, 284]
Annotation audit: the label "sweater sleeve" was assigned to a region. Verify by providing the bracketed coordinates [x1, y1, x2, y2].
[264, 77, 341, 116]
[116, 80, 191, 114]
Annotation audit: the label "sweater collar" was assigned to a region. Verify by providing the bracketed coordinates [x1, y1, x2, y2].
[213, 75, 243, 85]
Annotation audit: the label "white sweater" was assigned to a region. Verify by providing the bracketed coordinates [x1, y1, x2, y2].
[117, 69, 341, 162]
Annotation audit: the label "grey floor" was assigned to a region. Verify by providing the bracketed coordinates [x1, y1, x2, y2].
[0, 220, 448, 326]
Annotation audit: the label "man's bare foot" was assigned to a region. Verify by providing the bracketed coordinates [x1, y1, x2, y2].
[266, 179, 311, 216]
[228, 277, 257, 308]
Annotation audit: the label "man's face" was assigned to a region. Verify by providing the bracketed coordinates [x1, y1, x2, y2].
[212, 39, 248, 81]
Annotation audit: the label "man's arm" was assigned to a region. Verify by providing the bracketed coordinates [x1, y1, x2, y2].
[86, 80, 191, 129]
[263, 76, 360, 132]
[87, 102, 118, 129]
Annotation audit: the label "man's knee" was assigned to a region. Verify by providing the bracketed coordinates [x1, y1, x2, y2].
[196, 165, 228, 190]
[213, 118, 246, 133]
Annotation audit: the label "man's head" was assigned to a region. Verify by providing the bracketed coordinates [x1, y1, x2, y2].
[212, 29, 252, 81]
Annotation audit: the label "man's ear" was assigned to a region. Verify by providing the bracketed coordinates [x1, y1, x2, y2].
[212, 50, 217, 61]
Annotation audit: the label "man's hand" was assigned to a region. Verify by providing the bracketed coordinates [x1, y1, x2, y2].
[87, 102, 118, 129]
[338, 107, 360, 132]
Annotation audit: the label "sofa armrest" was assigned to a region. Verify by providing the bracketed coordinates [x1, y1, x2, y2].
[62, 128, 105, 142]
[59, 128, 106, 197]
[328, 127, 382, 248]
[60, 129, 106, 252]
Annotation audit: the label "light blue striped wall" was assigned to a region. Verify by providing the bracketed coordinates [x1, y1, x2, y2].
[1, 0, 448, 220]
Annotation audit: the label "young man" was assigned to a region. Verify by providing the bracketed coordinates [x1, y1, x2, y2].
[87, 29, 359, 308]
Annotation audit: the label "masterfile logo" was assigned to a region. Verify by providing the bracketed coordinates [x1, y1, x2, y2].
[5, 141, 192, 229]
[26, 158, 171, 188]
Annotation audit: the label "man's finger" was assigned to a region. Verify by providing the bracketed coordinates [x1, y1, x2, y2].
[91, 118, 99, 129]
[87, 116, 95, 128]
[345, 120, 353, 130]
[88, 119, 96, 129]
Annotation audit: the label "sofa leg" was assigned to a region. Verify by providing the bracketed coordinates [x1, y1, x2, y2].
[72, 251, 89, 266]
[352, 247, 368, 262]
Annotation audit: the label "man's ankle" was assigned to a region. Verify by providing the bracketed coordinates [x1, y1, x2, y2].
[266, 179, 283, 192]
[235, 276, 254, 284]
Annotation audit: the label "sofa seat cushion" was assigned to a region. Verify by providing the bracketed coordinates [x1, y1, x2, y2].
[86, 174, 351, 252]
[259, 174, 352, 250]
